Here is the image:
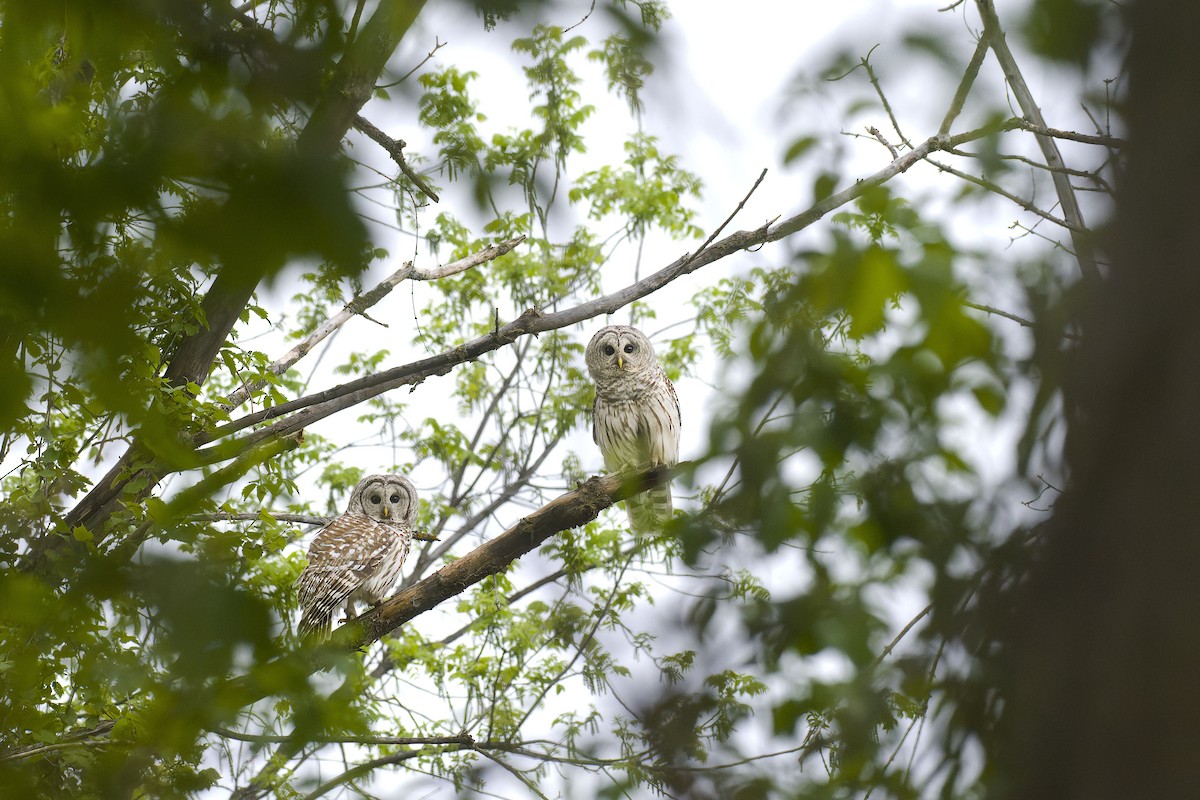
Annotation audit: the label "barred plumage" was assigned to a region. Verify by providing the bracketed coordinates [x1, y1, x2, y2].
[295, 474, 417, 640]
[586, 325, 681, 533]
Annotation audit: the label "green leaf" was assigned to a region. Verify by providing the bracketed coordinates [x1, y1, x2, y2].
[783, 136, 818, 164]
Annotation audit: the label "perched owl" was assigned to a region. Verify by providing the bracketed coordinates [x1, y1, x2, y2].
[295, 474, 417, 639]
[585, 325, 681, 533]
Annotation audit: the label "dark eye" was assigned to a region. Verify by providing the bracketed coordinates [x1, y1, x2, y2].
[602, 344, 615, 356]
[624, 343, 635, 354]
[370, 494, 381, 504]
[390, 494, 401, 503]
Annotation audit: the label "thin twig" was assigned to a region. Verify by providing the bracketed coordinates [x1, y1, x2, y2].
[872, 604, 933, 669]
[867, 126, 900, 158]
[861, 45, 913, 149]
[682, 168, 769, 267]
[964, 301, 1041, 331]
[207, 512, 329, 526]
[378, 36, 445, 88]
[927, 158, 1085, 233]
[939, 30, 991, 136]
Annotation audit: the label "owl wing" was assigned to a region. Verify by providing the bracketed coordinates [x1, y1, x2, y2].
[296, 513, 397, 637]
[642, 369, 681, 467]
[592, 393, 600, 446]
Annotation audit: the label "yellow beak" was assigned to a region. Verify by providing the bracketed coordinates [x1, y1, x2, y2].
[617, 354, 624, 370]
[381, 506, 391, 519]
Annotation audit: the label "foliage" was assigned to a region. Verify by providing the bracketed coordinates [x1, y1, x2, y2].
[0, 0, 1127, 798]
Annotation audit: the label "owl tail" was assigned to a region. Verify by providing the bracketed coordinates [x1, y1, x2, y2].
[298, 611, 334, 641]
[625, 482, 673, 534]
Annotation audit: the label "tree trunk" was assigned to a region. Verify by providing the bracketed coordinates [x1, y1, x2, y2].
[1002, 2, 1200, 797]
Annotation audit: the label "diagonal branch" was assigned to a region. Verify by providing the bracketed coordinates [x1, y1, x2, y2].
[939, 28, 992, 136]
[353, 114, 440, 202]
[222, 236, 524, 410]
[342, 465, 675, 648]
[928, 158, 1085, 232]
[198, 123, 1006, 462]
[974, 0, 1100, 282]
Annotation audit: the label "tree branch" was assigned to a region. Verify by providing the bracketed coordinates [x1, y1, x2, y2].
[939, 29, 992, 136]
[221, 236, 524, 410]
[927, 157, 1086, 232]
[342, 466, 674, 648]
[974, 0, 1100, 282]
[353, 114, 440, 202]
[1011, 118, 1126, 148]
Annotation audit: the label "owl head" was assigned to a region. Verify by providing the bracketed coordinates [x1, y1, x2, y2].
[585, 325, 658, 381]
[346, 474, 418, 526]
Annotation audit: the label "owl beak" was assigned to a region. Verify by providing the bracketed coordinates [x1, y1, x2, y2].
[617, 354, 625, 370]
[381, 506, 391, 519]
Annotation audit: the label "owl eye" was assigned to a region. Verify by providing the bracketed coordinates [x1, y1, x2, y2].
[370, 494, 381, 504]
[603, 344, 615, 356]
[623, 343, 635, 354]
[390, 493, 401, 503]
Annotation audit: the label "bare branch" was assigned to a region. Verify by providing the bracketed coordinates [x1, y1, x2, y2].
[353, 114, 440, 202]
[939, 29, 992, 136]
[964, 301, 1037, 329]
[378, 36, 446, 89]
[344, 466, 674, 648]
[867, 126, 900, 158]
[927, 158, 1086, 232]
[216, 729, 474, 747]
[207, 512, 329, 526]
[1011, 118, 1126, 148]
[222, 236, 525, 411]
[974, 0, 1100, 282]
[861, 45, 914, 149]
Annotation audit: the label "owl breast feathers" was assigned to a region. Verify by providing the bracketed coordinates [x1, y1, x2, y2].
[585, 325, 681, 533]
[295, 474, 417, 639]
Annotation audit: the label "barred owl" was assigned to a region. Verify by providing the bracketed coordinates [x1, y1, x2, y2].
[585, 325, 681, 533]
[296, 474, 417, 639]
